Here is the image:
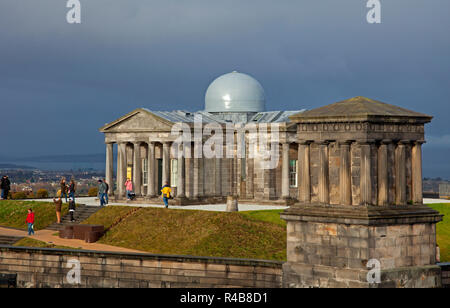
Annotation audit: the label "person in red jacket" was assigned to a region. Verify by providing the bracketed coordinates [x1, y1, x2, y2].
[26, 209, 35, 236]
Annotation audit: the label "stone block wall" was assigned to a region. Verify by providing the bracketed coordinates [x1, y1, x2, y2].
[440, 263, 450, 288]
[284, 219, 441, 288]
[0, 246, 282, 288]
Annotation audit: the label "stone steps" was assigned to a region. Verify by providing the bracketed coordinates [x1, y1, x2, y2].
[46, 205, 101, 231]
[0, 235, 23, 246]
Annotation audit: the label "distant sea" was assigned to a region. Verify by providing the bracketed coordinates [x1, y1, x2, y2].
[0, 161, 106, 171]
[18, 161, 105, 171]
[0, 154, 107, 171]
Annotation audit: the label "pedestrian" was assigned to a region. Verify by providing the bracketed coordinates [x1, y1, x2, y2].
[68, 179, 76, 203]
[60, 178, 68, 203]
[161, 181, 172, 208]
[104, 178, 109, 204]
[26, 208, 35, 236]
[1, 175, 11, 200]
[68, 197, 76, 222]
[53, 196, 62, 224]
[125, 178, 133, 200]
[98, 180, 107, 206]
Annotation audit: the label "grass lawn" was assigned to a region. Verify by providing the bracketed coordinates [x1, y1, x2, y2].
[83, 207, 287, 261]
[13, 237, 79, 250]
[427, 203, 450, 262]
[0, 200, 68, 231]
[239, 209, 286, 228]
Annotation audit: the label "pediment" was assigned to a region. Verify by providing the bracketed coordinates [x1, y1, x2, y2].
[100, 109, 174, 132]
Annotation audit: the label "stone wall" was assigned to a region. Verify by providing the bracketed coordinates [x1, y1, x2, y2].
[282, 208, 442, 288]
[0, 246, 282, 288]
[440, 263, 450, 288]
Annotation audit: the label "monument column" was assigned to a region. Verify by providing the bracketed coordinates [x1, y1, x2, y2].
[162, 142, 170, 186]
[105, 142, 114, 197]
[360, 140, 373, 206]
[318, 141, 330, 204]
[177, 143, 185, 198]
[395, 140, 407, 205]
[339, 141, 352, 205]
[378, 140, 390, 206]
[281, 142, 290, 199]
[412, 141, 424, 205]
[147, 142, 156, 197]
[298, 141, 311, 203]
[133, 142, 142, 196]
[118, 142, 127, 198]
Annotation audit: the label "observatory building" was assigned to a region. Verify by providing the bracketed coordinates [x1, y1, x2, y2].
[100, 71, 429, 209]
[100, 71, 304, 204]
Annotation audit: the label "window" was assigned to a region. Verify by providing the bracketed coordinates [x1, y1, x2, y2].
[142, 158, 148, 186]
[170, 159, 178, 187]
[289, 160, 298, 188]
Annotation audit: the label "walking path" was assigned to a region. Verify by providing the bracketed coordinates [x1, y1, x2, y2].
[0, 226, 144, 253]
[26, 197, 290, 212]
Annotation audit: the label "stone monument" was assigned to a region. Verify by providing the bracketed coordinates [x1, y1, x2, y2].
[281, 97, 443, 288]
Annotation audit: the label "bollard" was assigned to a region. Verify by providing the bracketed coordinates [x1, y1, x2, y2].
[226, 196, 238, 212]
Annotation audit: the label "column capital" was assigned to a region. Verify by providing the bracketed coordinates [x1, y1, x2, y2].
[397, 139, 411, 145]
[414, 140, 426, 145]
[316, 140, 330, 146]
[381, 139, 393, 145]
[298, 140, 313, 145]
[105, 141, 115, 145]
[356, 139, 376, 145]
[337, 140, 353, 146]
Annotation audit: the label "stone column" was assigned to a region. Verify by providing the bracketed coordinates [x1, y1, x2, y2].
[162, 142, 170, 186]
[133, 142, 142, 196]
[118, 142, 127, 198]
[412, 141, 424, 205]
[147, 142, 156, 197]
[105, 142, 114, 197]
[282, 142, 290, 199]
[318, 141, 330, 204]
[360, 141, 372, 206]
[339, 141, 352, 205]
[378, 140, 390, 206]
[395, 141, 407, 205]
[298, 141, 311, 203]
[177, 143, 185, 198]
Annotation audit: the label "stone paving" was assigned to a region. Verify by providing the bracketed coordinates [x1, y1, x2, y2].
[26, 197, 290, 211]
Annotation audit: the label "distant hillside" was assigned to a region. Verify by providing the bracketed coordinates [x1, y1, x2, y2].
[5, 154, 105, 163]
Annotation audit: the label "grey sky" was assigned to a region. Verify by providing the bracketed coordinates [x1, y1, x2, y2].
[0, 1, 449, 176]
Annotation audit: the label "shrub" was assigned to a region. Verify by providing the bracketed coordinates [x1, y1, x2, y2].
[11, 191, 27, 200]
[88, 187, 98, 197]
[26, 191, 35, 199]
[36, 189, 49, 198]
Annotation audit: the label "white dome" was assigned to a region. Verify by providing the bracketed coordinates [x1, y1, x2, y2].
[205, 71, 266, 113]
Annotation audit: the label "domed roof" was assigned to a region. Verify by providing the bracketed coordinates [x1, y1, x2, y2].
[205, 71, 266, 113]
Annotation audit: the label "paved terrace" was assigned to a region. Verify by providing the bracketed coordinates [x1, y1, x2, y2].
[23, 197, 291, 211]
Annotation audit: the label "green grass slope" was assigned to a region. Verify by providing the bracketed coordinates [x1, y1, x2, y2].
[83, 207, 286, 261]
[0, 200, 68, 231]
[428, 204, 450, 262]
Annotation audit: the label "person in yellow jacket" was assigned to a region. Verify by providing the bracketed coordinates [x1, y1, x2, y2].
[161, 181, 172, 208]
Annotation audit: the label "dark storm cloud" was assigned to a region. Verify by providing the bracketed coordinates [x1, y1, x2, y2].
[0, 0, 449, 176]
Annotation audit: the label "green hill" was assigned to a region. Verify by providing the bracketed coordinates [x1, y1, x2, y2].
[83, 206, 287, 261]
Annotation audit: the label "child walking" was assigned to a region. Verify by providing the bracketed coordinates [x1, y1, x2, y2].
[161, 181, 172, 208]
[26, 209, 35, 236]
